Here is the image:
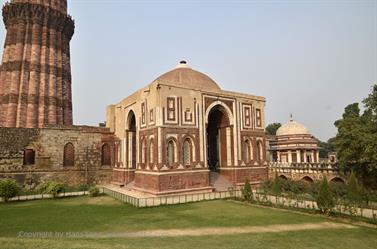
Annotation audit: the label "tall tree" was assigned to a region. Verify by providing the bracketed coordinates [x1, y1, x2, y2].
[316, 176, 335, 214]
[266, 123, 282, 135]
[333, 85, 377, 189]
[318, 137, 335, 159]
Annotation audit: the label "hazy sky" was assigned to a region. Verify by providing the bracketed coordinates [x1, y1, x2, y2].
[0, 0, 376, 141]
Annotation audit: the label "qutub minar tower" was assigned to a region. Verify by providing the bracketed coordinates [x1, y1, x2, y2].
[0, 0, 74, 128]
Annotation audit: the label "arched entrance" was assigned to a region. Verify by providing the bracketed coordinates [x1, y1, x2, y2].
[301, 176, 314, 183]
[279, 175, 288, 180]
[330, 177, 345, 184]
[126, 111, 136, 169]
[207, 105, 231, 171]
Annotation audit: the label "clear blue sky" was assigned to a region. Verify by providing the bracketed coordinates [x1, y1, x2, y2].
[0, 0, 376, 141]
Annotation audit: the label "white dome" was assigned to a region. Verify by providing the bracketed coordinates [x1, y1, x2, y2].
[276, 119, 310, 136]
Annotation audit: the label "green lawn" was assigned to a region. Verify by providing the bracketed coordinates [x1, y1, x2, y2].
[0, 196, 376, 249]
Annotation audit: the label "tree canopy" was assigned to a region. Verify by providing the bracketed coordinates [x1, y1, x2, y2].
[266, 123, 282, 135]
[333, 85, 377, 189]
[318, 137, 335, 159]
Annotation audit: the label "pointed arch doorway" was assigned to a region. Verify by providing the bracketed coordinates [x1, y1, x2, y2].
[206, 105, 231, 172]
[126, 111, 136, 169]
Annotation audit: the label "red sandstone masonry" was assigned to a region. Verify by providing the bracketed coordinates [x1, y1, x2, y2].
[0, 0, 74, 128]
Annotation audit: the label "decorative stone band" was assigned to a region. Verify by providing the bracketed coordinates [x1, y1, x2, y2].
[4, 34, 71, 54]
[0, 93, 72, 108]
[0, 61, 72, 82]
[2, 2, 74, 40]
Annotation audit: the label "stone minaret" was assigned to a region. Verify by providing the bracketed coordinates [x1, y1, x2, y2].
[0, 0, 74, 128]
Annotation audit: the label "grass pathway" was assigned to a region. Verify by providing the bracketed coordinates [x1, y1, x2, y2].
[50, 222, 355, 238]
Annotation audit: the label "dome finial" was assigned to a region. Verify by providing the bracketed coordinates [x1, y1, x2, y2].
[290, 113, 293, 121]
[175, 60, 190, 69]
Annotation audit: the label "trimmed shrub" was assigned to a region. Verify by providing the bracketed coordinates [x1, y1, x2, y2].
[38, 181, 65, 198]
[242, 179, 253, 202]
[316, 176, 335, 214]
[0, 179, 20, 202]
[88, 186, 100, 197]
[37, 182, 50, 194]
[260, 179, 273, 194]
[78, 184, 91, 191]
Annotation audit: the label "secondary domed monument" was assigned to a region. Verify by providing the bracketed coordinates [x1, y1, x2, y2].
[107, 61, 268, 194]
[269, 116, 319, 163]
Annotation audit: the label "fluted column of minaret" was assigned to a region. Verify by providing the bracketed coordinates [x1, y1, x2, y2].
[0, 0, 74, 128]
[26, 18, 42, 127]
[62, 34, 73, 125]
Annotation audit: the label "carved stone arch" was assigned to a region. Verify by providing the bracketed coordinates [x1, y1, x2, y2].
[242, 137, 253, 163]
[140, 137, 147, 164]
[166, 137, 178, 166]
[279, 174, 288, 180]
[126, 109, 137, 131]
[124, 109, 137, 169]
[149, 137, 155, 164]
[205, 101, 234, 126]
[63, 142, 74, 167]
[301, 176, 314, 183]
[182, 135, 196, 165]
[206, 103, 234, 170]
[256, 138, 264, 161]
[101, 143, 111, 166]
[330, 177, 345, 184]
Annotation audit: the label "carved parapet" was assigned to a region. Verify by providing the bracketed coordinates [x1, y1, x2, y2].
[269, 162, 340, 172]
[3, 2, 74, 40]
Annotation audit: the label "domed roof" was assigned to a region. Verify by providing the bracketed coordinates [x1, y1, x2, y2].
[276, 118, 310, 136]
[153, 61, 221, 91]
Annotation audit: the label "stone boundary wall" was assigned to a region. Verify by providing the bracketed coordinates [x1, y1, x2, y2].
[0, 126, 116, 188]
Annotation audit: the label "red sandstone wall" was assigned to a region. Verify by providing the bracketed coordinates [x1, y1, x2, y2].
[220, 167, 268, 185]
[134, 171, 210, 194]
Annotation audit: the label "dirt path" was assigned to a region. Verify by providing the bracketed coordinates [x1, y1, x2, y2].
[85, 222, 355, 238]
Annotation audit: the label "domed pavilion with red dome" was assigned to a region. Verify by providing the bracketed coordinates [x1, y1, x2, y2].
[107, 61, 268, 195]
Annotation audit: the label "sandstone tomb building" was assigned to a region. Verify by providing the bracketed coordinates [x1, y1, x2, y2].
[108, 61, 268, 195]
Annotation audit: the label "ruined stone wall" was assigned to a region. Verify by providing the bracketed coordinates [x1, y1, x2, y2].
[0, 126, 115, 189]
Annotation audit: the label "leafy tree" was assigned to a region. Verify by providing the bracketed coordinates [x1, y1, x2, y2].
[265, 123, 282, 136]
[272, 173, 282, 196]
[346, 172, 363, 206]
[363, 84, 377, 122]
[316, 177, 335, 214]
[329, 181, 347, 200]
[242, 179, 253, 202]
[333, 85, 377, 189]
[0, 179, 20, 202]
[318, 137, 336, 159]
[261, 179, 272, 194]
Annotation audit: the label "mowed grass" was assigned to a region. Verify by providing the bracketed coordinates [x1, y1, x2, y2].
[0, 196, 376, 249]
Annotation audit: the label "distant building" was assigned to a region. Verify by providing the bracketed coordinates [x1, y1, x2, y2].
[267, 118, 345, 183]
[268, 118, 320, 163]
[107, 61, 268, 195]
